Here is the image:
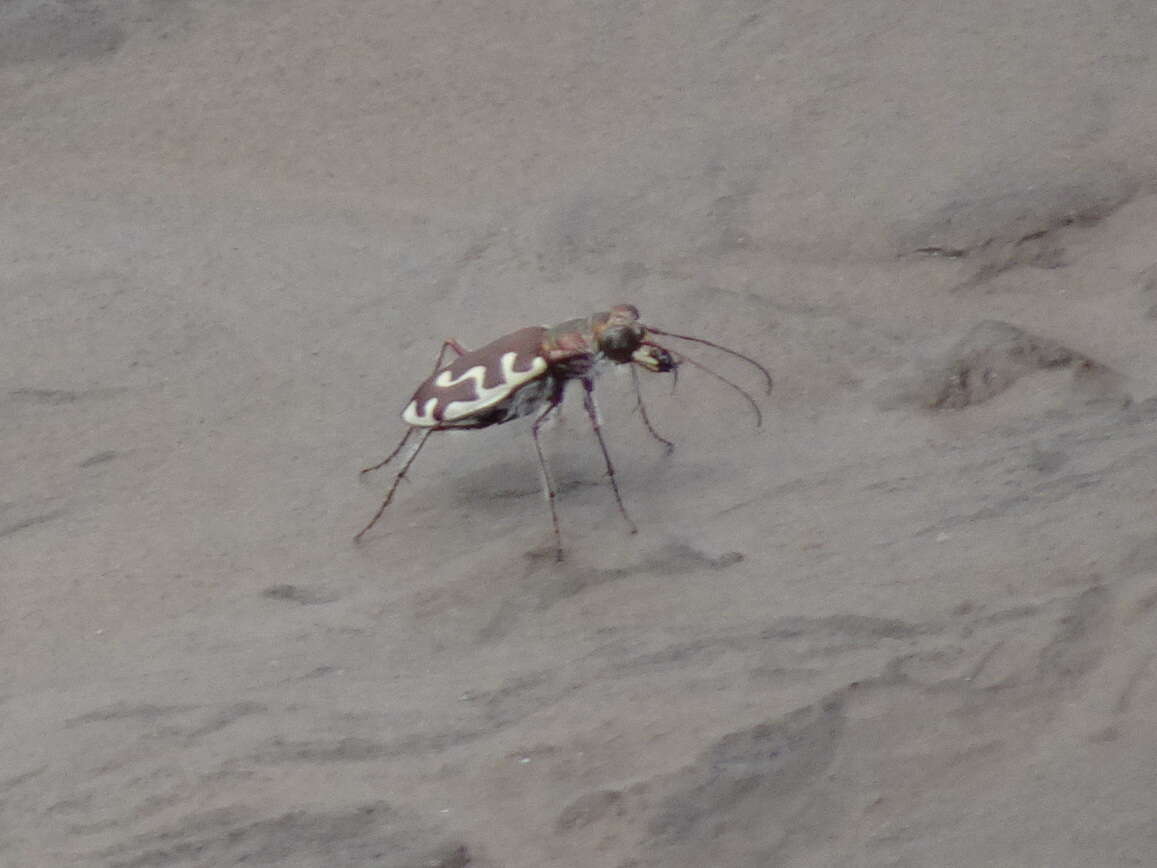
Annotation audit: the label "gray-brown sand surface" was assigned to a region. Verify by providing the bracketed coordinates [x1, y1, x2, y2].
[4, 1, 1157, 865]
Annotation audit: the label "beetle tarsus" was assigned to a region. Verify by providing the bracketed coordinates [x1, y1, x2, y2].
[581, 379, 638, 535]
[531, 398, 565, 559]
[354, 429, 433, 542]
[631, 366, 675, 454]
[360, 427, 415, 476]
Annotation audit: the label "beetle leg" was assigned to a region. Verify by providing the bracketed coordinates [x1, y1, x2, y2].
[430, 338, 469, 377]
[354, 429, 434, 542]
[581, 379, 638, 536]
[359, 426, 416, 475]
[531, 396, 565, 561]
[630, 366, 675, 454]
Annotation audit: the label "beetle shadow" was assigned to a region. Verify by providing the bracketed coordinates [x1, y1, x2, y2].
[470, 540, 743, 645]
[526, 540, 744, 611]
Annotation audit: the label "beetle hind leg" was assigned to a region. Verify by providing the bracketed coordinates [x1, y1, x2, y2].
[359, 427, 417, 476]
[354, 429, 434, 542]
[429, 338, 468, 376]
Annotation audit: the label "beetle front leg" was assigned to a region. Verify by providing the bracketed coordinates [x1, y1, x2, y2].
[581, 379, 638, 536]
[630, 366, 675, 454]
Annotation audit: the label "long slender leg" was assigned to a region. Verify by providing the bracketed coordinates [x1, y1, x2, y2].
[354, 429, 434, 542]
[531, 397, 565, 561]
[360, 427, 415, 475]
[630, 366, 675, 454]
[360, 339, 467, 476]
[581, 379, 638, 535]
[430, 338, 468, 376]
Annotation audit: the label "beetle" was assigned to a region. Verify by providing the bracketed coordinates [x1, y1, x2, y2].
[355, 303, 772, 559]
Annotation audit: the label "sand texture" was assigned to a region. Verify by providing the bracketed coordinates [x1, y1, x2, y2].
[4, 1, 1157, 865]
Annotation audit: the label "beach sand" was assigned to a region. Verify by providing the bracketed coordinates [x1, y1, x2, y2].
[4, 1, 1157, 864]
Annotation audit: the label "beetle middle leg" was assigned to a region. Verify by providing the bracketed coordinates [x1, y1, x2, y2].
[531, 396, 565, 561]
[581, 378, 638, 536]
[354, 428, 434, 542]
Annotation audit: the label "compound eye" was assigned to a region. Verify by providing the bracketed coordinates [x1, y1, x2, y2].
[599, 324, 642, 362]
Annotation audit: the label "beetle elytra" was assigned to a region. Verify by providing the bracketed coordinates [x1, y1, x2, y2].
[355, 304, 772, 560]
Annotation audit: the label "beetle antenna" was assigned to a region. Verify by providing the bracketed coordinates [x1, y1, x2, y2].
[657, 345, 764, 428]
[646, 327, 773, 395]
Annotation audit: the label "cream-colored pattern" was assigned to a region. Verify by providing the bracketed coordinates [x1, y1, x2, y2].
[402, 352, 548, 426]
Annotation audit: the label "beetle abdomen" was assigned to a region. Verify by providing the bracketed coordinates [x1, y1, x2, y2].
[443, 373, 560, 429]
[402, 326, 550, 427]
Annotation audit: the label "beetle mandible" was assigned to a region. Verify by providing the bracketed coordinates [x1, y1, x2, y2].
[355, 303, 772, 560]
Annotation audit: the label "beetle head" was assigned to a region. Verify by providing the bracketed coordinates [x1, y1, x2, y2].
[593, 304, 678, 373]
[597, 323, 644, 363]
[593, 305, 645, 364]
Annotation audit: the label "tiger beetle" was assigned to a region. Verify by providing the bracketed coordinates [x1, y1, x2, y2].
[355, 304, 772, 560]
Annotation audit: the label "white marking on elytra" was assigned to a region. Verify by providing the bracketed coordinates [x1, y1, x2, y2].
[402, 397, 439, 427]
[402, 353, 548, 427]
[437, 353, 548, 421]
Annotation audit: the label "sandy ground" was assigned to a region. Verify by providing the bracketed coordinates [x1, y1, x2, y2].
[4, 1, 1157, 865]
